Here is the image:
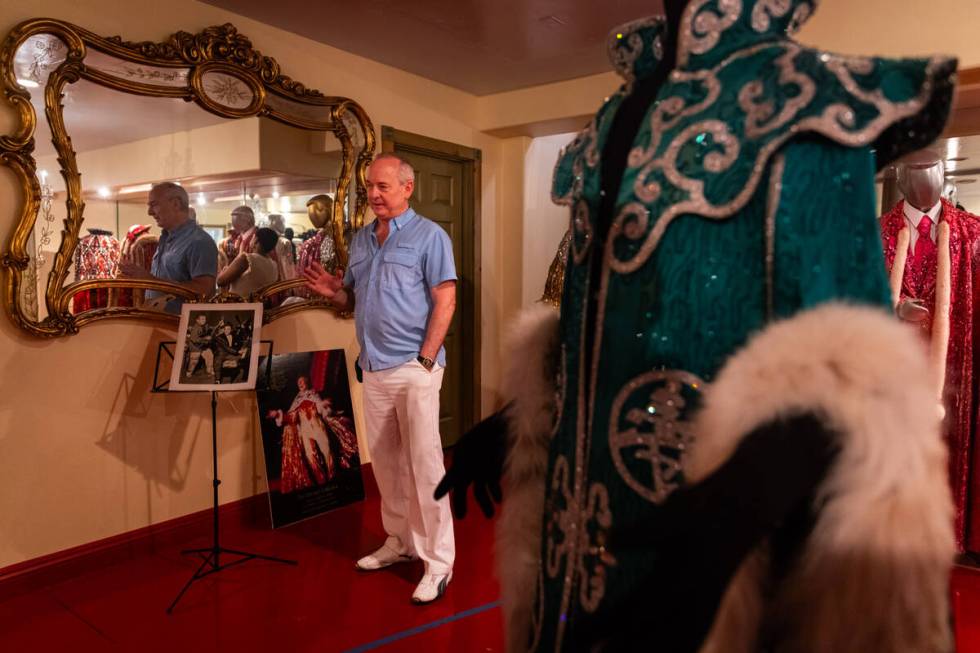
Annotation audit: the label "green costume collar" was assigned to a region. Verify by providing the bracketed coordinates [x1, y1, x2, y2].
[555, 0, 956, 272]
[606, 1, 820, 83]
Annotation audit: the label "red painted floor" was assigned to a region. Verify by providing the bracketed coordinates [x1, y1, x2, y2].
[0, 466, 502, 652]
[4, 465, 980, 652]
[955, 565, 980, 653]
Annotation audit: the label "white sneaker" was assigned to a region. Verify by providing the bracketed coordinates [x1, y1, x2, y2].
[411, 571, 453, 604]
[355, 544, 416, 571]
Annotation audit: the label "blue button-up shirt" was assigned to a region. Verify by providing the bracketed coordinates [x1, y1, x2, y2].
[343, 208, 457, 371]
[148, 218, 218, 313]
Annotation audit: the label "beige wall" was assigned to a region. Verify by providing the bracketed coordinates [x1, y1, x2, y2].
[796, 0, 980, 67]
[0, 0, 515, 569]
[522, 133, 575, 306]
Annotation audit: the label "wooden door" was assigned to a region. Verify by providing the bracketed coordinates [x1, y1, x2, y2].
[397, 149, 468, 446]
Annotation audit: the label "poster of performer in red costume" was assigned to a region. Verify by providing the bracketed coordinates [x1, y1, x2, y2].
[257, 349, 364, 528]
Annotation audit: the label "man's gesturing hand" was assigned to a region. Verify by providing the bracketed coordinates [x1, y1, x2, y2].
[303, 261, 343, 299]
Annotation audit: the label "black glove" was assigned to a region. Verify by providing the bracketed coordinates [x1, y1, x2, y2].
[434, 403, 512, 518]
[594, 412, 840, 652]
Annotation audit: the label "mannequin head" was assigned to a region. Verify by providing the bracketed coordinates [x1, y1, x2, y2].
[267, 214, 286, 235]
[897, 149, 944, 212]
[306, 194, 334, 230]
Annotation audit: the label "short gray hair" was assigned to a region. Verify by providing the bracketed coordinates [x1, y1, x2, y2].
[232, 205, 255, 223]
[151, 181, 189, 210]
[373, 153, 415, 186]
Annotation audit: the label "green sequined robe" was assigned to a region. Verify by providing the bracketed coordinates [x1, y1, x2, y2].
[528, 1, 957, 650]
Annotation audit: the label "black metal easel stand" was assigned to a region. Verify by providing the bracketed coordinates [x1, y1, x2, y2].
[162, 344, 297, 613]
[168, 391, 297, 613]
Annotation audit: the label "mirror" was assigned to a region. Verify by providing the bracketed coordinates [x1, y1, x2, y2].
[0, 21, 375, 336]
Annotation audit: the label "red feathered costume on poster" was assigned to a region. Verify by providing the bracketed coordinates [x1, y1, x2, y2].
[881, 198, 980, 552]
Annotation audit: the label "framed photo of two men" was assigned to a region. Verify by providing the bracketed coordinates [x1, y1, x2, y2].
[170, 303, 264, 392]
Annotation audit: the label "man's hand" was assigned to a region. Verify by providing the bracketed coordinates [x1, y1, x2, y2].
[303, 261, 343, 299]
[118, 261, 152, 279]
[434, 405, 511, 518]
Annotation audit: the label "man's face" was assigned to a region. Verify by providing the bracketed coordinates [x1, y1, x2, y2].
[366, 159, 412, 220]
[223, 325, 232, 335]
[147, 189, 182, 230]
[195, 315, 207, 326]
[297, 376, 308, 391]
[231, 209, 253, 232]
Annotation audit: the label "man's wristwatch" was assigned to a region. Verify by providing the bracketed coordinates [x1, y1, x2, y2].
[417, 355, 435, 371]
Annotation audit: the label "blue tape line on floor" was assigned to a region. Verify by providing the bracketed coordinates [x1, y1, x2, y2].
[342, 600, 501, 652]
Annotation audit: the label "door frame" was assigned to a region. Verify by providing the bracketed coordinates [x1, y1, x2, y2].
[381, 126, 482, 436]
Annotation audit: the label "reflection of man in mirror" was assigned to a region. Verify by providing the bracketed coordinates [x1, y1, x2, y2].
[304, 153, 457, 605]
[119, 181, 217, 313]
[298, 194, 339, 274]
[185, 313, 214, 377]
[218, 205, 257, 277]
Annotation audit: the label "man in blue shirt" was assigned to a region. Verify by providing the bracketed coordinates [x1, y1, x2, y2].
[119, 182, 218, 313]
[304, 154, 457, 604]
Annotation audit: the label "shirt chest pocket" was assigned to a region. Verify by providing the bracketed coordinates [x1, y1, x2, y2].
[347, 253, 369, 287]
[380, 246, 422, 288]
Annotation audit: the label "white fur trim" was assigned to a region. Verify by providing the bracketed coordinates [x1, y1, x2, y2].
[931, 221, 951, 401]
[890, 226, 910, 308]
[496, 304, 560, 653]
[690, 303, 954, 653]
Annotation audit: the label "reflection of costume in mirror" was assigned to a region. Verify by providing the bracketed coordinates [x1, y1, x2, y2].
[72, 228, 120, 312]
[299, 194, 338, 274]
[114, 224, 158, 308]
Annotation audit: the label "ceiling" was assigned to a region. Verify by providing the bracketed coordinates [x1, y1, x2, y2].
[203, 0, 663, 95]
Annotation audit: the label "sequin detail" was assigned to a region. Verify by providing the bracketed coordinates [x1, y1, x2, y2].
[608, 43, 952, 275]
[606, 16, 666, 82]
[679, 0, 742, 67]
[609, 370, 704, 503]
[544, 455, 615, 614]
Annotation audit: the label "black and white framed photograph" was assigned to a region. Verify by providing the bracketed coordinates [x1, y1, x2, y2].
[169, 303, 263, 391]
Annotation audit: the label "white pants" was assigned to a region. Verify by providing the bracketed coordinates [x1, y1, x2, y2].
[362, 359, 455, 575]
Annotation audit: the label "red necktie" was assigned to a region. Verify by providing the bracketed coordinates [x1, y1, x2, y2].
[912, 215, 936, 268]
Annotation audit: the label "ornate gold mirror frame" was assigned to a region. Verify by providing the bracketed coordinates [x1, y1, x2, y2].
[0, 19, 375, 337]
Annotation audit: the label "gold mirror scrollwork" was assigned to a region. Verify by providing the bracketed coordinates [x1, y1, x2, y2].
[0, 18, 376, 337]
